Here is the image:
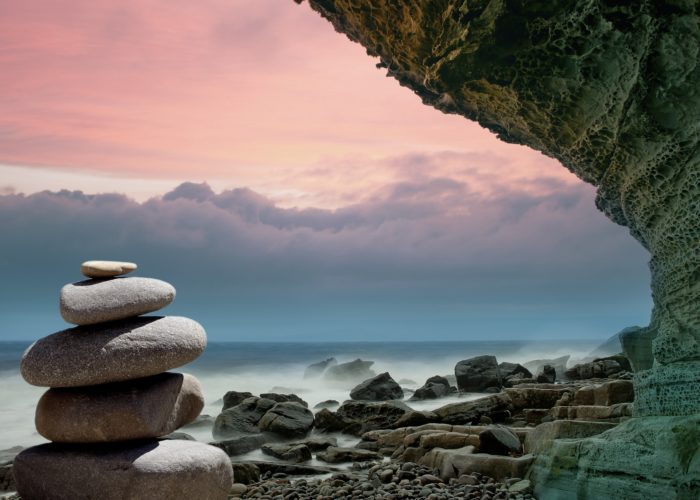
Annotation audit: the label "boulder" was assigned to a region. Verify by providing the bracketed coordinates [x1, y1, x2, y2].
[504, 387, 572, 411]
[36, 372, 203, 442]
[230, 463, 260, 484]
[313, 408, 346, 433]
[21, 316, 207, 388]
[316, 447, 381, 463]
[289, 436, 337, 451]
[536, 365, 556, 383]
[80, 260, 137, 278]
[478, 425, 522, 455]
[499, 362, 532, 380]
[393, 410, 439, 428]
[209, 434, 268, 456]
[259, 393, 308, 408]
[350, 372, 403, 401]
[13, 440, 233, 500]
[213, 397, 276, 439]
[565, 355, 631, 380]
[454, 355, 502, 392]
[261, 443, 312, 463]
[410, 376, 451, 400]
[313, 400, 339, 410]
[304, 358, 337, 379]
[434, 393, 513, 424]
[258, 402, 314, 438]
[222, 391, 254, 411]
[60, 277, 175, 325]
[419, 432, 480, 450]
[573, 380, 634, 406]
[324, 359, 376, 384]
[335, 400, 412, 435]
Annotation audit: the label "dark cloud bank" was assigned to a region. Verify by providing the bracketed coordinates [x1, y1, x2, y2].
[0, 177, 651, 341]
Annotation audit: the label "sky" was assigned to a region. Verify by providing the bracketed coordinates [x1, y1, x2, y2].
[0, 0, 652, 342]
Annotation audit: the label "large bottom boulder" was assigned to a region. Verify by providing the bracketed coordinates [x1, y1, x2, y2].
[13, 440, 233, 500]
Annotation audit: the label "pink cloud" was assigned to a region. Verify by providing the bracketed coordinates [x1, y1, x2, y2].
[0, 0, 573, 207]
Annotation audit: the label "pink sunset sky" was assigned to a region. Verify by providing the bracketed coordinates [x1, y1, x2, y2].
[0, 0, 573, 207]
[0, 0, 652, 342]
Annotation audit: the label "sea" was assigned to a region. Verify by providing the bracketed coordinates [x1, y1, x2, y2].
[0, 339, 600, 452]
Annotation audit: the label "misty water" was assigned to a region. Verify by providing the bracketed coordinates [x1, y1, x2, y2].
[0, 339, 601, 452]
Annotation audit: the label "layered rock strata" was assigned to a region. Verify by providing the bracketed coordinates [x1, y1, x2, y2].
[14, 260, 233, 500]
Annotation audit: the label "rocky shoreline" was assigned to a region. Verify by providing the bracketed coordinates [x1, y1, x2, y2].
[1, 325, 637, 499]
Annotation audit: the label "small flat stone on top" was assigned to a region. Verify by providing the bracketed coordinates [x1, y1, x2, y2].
[61, 277, 175, 325]
[81, 260, 137, 278]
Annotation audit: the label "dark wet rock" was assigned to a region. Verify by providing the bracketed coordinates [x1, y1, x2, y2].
[258, 402, 314, 438]
[209, 434, 268, 456]
[324, 359, 376, 385]
[259, 393, 308, 408]
[313, 399, 339, 410]
[222, 391, 254, 411]
[230, 462, 260, 485]
[304, 358, 337, 379]
[316, 447, 381, 463]
[565, 355, 631, 380]
[455, 355, 502, 392]
[288, 436, 337, 451]
[410, 375, 451, 400]
[213, 397, 276, 439]
[261, 443, 312, 463]
[392, 410, 439, 428]
[536, 364, 556, 383]
[479, 425, 522, 455]
[499, 363, 532, 380]
[350, 372, 403, 401]
[434, 393, 513, 425]
[336, 400, 412, 435]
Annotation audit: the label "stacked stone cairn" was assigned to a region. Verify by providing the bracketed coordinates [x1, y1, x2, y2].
[13, 260, 233, 500]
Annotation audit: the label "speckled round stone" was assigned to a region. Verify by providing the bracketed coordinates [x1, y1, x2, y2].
[60, 277, 176, 325]
[13, 440, 233, 500]
[80, 260, 137, 278]
[36, 373, 204, 442]
[21, 316, 207, 387]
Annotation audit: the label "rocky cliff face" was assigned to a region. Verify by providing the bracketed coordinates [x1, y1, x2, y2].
[298, 0, 700, 415]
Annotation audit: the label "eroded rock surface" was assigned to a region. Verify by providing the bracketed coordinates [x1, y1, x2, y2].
[298, 0, 700, 416]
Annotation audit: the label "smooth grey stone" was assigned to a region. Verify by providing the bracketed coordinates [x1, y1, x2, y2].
[13, 440, 233, 500]
[36, 373, 204, 442]
[61, 277, 175, 325]
[21, 316, 206, 387]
